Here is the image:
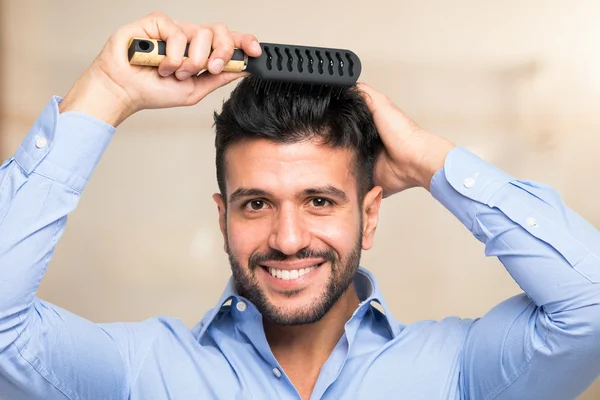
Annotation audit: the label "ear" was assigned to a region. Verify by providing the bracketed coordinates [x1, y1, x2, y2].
[212, 193, 228, 253]
[361, 186, 383, 250]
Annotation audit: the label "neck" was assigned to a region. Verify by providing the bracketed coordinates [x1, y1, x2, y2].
[263, 284, 361, 369]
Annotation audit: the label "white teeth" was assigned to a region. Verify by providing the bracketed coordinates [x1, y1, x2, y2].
[267, 265, 319, 281]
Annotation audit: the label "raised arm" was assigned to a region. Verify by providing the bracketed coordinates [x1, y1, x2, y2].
[358, 83, 600, 399]
[0, 97, 131, 400]
[0, 12, 262, 399]
[431, 148, 600, 399]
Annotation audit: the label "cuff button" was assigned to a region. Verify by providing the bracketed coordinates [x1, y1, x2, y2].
[35, 135, 47, 149]
[526, 217, 539, 227]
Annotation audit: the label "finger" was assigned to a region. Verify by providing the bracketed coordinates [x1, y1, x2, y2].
[356, 82, 385, 114]
[142, 12, 188, 77]
[231, 31, 262, 57]
[206, 23, 235, 74]
[168, 21, 261, 77]
[187, 71, 248, 104]
[357, 82, 423, 145]
[175, 26, 213, 80]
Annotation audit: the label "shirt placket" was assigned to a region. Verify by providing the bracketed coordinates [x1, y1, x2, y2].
[231, 297, 300, 398]
[309, 303, 370, 399]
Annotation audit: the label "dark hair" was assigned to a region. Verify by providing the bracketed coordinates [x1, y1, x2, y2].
[213, 76, 382, 201]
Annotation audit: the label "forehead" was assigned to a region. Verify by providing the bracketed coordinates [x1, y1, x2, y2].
[224, 139, 357, 196]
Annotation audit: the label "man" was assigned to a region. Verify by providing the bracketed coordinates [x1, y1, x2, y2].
[0, 11, 599, 400]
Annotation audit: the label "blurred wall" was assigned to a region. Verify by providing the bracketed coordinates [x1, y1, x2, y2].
[1, 1, 599, 398]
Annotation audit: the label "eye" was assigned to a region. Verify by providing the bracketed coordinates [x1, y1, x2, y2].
[244, 199, 269, 212]
[309, 198, 333, 208]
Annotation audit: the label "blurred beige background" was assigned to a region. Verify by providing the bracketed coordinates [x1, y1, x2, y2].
[1, 0, 599, 398]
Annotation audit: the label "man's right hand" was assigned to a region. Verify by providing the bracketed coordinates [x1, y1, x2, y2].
[59, 12, 262, 126]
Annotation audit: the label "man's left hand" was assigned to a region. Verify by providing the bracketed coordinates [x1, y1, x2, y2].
[358, 83, 456, 196]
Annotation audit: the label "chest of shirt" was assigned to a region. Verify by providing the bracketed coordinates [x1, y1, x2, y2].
[129, 318, 466, 400]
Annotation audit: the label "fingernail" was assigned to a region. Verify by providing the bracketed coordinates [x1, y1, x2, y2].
[176, 71, 193, 80]
[159, 68, 175, 77]
[251, 40, 261, 53]
[210, 58, 225, 73]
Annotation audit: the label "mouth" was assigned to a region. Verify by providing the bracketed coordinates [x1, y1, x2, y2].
[261, 262, 325, 281]
[257, 261, 327, 290]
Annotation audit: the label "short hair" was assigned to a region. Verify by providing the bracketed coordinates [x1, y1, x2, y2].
[213, 76, 382, 202]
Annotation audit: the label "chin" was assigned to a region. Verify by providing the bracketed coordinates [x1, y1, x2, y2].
[261, 303, 330, 326]
[258, 283, 339, 326]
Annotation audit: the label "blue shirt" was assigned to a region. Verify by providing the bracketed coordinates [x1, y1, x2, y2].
[1, 97, 599, 400]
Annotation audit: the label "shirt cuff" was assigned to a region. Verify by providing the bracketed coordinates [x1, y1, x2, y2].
[430, 146, 594, 279]
[430, 146, 514, 230]
[14, 96, 115, 193]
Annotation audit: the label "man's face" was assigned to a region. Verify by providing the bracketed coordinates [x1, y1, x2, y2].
[213, 138, 381, 325]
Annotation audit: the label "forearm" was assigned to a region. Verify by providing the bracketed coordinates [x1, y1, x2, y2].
[0, 96, 114, 349]
[430, 147, 600, 312]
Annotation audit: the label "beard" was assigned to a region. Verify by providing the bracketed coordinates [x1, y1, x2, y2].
[226, 228, 363, 326]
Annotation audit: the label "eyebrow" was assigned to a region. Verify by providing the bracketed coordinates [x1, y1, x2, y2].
[301, 185, 349, 202]
[228, 188, 271, 204]
[228, 185, 349, 204]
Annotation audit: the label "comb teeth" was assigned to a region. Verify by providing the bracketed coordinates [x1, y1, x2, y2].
[246, 42, 361, 91]
[249, 78, 348, 98]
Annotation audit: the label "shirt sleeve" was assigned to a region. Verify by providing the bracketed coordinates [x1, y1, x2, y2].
[0, 97, 130, 399]
[430, 147, 600, 400]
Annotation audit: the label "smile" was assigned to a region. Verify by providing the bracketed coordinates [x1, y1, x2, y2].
[262, 263, 324, 281]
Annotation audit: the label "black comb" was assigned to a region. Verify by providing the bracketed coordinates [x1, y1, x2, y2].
[128, 38, 361, 96]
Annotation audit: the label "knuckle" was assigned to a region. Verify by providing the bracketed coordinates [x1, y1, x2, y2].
[186, 57, 204, 71]
[213, 47, 234, 60]
[166, 54, 184, 65]
[196, 26, 213, 40]
[148, 11, 167, 20]
[220, 44, 235, 54]
[214, 22, 228, 31]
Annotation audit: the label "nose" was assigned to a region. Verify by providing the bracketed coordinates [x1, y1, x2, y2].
[268, 204, 311, 255]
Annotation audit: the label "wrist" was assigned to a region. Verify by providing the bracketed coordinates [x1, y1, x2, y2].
[409, 133, 455, 191]
[59, 64, 134, 127]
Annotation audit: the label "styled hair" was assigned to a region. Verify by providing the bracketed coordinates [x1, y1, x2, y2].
[213, 76, 382, 201]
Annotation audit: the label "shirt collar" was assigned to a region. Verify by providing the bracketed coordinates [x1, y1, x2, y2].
[193, 266, 399, 340]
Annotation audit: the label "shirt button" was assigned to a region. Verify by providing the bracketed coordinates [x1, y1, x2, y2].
[35, 135, 47, 149]
[526, 217, 539, 227]
[272, 368, 282, 378]
[236, 301, 247, 312]
[463, 173, 479, 188]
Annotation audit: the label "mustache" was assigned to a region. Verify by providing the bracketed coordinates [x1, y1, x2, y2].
[249, 247, 336, 268]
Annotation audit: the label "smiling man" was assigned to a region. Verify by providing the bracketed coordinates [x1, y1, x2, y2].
[212, 78, 381, 332]
[1, 12, 600, 400]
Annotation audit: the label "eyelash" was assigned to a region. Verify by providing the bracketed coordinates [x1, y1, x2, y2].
[243, 199, 270, 213]
[242, 197, 334, 213]
[308, 197, 334, 208]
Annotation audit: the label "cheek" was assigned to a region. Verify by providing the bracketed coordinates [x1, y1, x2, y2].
[306, 214, 361, 254]
[226, 215, 271, 257]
